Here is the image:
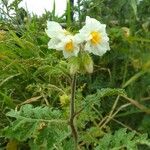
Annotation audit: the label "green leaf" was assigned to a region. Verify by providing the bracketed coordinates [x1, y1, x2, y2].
[96, 128, 150, 150]
[78, 88, 126, 128]
[85, 88, 126, 106]
[2, 104, 69, 149]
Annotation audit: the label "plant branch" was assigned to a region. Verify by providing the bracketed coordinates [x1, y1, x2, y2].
[99, 103, 131, 129]
[121, 95, 150, 114]
[99, 95, 120, 127]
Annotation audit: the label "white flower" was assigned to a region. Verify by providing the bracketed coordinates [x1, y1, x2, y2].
[55, 35, 79, 58]
[46, 21, 79, 58]
[76, 16, 110, 56]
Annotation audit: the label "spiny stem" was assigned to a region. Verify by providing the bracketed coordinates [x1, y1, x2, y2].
[69, 74, 78, 149]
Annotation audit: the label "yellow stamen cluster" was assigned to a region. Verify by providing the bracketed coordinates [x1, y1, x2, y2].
[90, 31, 102, 45]
[65, 40, 74, 52]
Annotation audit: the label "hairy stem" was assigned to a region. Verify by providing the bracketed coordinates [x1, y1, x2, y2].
[69, 74, 78, 149]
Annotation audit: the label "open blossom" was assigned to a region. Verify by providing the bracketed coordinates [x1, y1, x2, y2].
[54, 35, 79, 58]
[45, 21, 79, 58]
[76, 16, 110, 56]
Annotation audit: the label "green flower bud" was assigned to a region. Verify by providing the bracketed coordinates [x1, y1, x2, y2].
[59, 94, 70, 106]
[82, 53, 93, 73]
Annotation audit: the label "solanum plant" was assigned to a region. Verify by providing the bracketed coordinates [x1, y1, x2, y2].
[45, 16, 110, 149]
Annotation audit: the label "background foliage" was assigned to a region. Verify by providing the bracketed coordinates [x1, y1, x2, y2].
[0, 0, 150, 149]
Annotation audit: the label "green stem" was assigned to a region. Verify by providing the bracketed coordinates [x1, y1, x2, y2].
[69, 74, 78, 149]
[77, 0, 81, 28]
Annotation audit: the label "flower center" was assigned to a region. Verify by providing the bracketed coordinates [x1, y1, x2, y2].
[65, 40, 74, 52]
[90, 31, 102, 45]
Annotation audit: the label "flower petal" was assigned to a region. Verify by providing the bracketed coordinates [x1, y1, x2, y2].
[84, 42, 92, 53]
[45, 21, 63, 38]
[48, 38, 60, 50]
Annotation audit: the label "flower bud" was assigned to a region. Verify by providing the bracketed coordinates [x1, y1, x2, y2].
[122, 27, 130, 37]
[82, 53, 93, 73]
[59, 94, 70, 106]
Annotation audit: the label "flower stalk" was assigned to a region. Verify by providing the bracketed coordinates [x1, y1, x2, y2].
[69, 74, 78, 149]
